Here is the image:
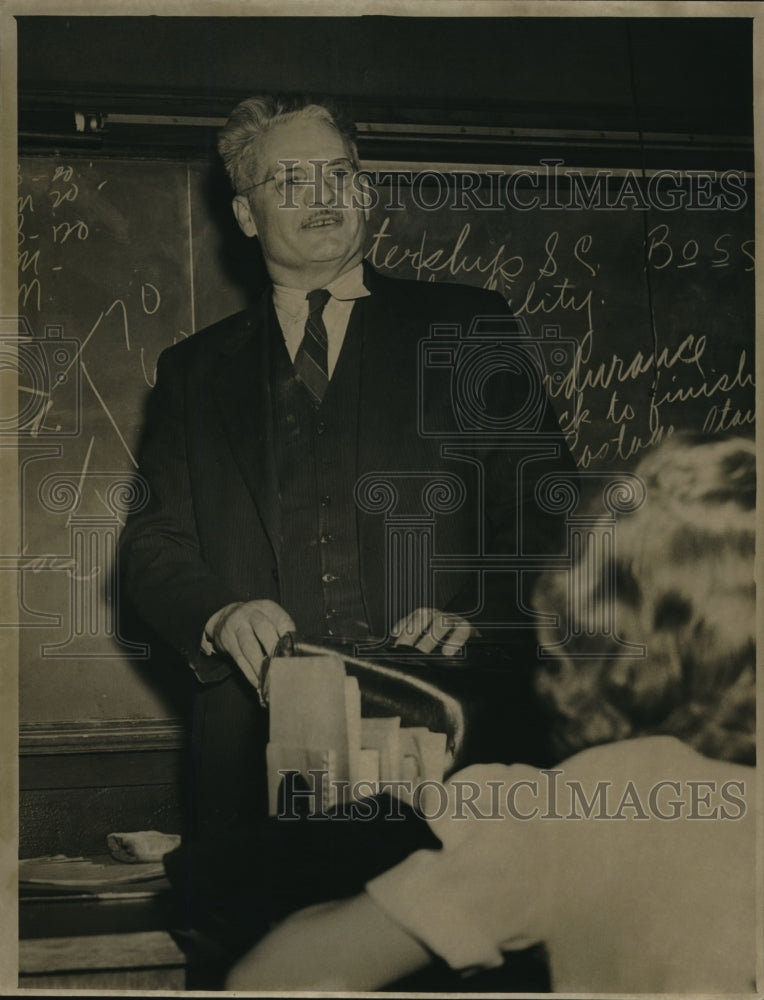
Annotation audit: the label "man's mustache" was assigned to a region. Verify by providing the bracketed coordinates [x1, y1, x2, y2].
[300, 209, 344, 228]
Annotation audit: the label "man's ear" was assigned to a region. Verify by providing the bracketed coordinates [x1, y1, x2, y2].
[232, 195, 258, 238]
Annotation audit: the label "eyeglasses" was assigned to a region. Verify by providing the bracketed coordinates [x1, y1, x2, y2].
[240, 157, 357, 198]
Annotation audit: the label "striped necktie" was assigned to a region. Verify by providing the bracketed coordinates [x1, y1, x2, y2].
[294, 288, 331, 407]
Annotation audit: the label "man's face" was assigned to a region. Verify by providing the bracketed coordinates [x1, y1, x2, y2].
[232, 116, 368, 288]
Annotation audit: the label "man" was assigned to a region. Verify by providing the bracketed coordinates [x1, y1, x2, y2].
[121, 94, 577, 836]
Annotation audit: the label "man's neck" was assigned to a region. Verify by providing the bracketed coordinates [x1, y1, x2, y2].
[266, 256, 364, 291]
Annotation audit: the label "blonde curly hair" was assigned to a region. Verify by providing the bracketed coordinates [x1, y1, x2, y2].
[532, 433, 756, 765]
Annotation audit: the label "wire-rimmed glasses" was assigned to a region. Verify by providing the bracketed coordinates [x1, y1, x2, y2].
[240, 157, 356, 199]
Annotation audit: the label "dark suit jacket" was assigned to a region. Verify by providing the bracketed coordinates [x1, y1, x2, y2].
[121, 264, 577, 830]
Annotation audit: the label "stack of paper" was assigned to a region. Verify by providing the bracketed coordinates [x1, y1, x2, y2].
[360, 716, 401, 783]
[267, 653, 450, 814]
[267, 654, 361, 813]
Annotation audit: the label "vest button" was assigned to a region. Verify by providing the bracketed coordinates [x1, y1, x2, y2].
[325, 609, 338, 620]
[320, 495, 331, 507]
[320, 533, 333, 545]
[316, 421, 326, 434]
[322, 572, 338, 583]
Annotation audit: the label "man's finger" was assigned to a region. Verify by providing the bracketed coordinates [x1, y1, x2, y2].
[209, 599, 295, 692]
[429, 611, 454, 643]
[414, 630, 438, 654]
[407, 611, 474, 655]
[441, 619, 472, 656]
[390, 612, 414, 639]
[416, 611, 451, 653]
[413, 609, 453, 653]
[224, 630, 262, 689]
[259, 601, 297, 637]
[236, 628, 269, 684]
[247, 610, 281, 661]
[394, 607, 432, 646]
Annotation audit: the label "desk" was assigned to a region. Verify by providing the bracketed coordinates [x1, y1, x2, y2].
[19, 879, 187, 990]
[19, 721, 191, 987]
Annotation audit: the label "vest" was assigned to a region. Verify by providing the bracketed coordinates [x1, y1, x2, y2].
[269, 297, 372, 640]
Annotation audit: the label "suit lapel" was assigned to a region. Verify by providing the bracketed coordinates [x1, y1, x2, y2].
[213, 288, 281, 558]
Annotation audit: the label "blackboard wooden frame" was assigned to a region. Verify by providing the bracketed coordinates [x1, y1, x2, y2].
[18, 104, 754, 174]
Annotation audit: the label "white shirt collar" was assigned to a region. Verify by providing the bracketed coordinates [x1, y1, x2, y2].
[325, 263, 370, 301]
[272, 262, 370, 314]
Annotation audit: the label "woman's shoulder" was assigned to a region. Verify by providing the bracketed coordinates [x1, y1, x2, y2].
[559, 735, 753, 783]
[446, 736, 752, 788]
[439, 737, 753, 832]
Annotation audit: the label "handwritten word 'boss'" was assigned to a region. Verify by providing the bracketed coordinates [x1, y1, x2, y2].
[646, 224, 754, 272]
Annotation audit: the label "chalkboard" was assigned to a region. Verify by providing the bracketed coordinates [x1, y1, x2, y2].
[364, 179, 754, 468]
[14, 156, 755, 723]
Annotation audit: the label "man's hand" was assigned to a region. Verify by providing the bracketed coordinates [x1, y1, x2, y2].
[207, 599, 296, 691]
[391, 607, 475, 656]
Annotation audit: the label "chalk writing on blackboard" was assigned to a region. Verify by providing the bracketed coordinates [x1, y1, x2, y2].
[366, 200, 754, 470]
[12, 157, 755, 691]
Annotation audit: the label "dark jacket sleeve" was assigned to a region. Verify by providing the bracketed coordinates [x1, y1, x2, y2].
[120, 346, 236, 683]
[439, 288, 579, 635]
[476, 389, 578, 629]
